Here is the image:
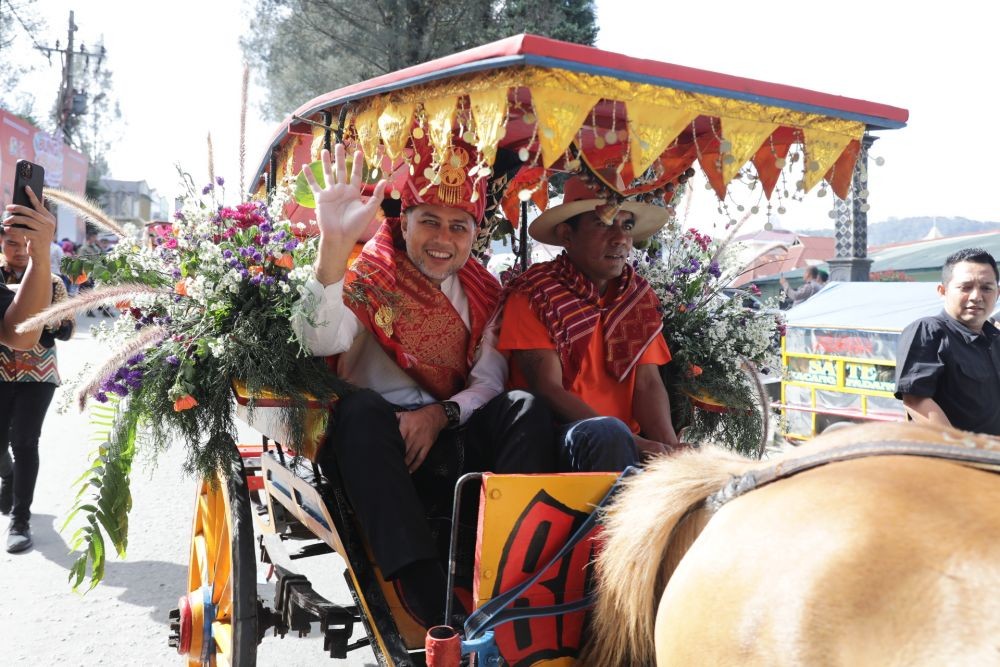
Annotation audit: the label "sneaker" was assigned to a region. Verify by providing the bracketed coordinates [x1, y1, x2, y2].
[6, 519, 31, 553]
[0, 480, 11, 516]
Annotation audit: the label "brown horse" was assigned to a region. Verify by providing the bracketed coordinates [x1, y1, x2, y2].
[580, 422, 1000, 666]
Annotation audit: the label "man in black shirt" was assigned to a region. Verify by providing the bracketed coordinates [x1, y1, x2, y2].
[895, 247, 1000, 435]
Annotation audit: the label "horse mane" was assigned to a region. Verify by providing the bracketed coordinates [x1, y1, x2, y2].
[579, 421, 1000, 666]
[579, 444, 760, 667]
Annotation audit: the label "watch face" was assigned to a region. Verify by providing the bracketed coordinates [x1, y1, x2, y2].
[442, 401, 460, 425]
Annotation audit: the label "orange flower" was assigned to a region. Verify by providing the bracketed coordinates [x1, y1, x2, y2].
[677, 304, 687, 313]
[74, 272, 89, 285]
[173, 394, 198, 412]
[272, 254, 294, 270]
[175, 280, 187, 296]
[249, 265, 264, 274]
[689, 364, 703, 377]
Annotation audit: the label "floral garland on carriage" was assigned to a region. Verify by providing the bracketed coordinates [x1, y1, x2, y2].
[24, 178, 351, 589]
[635, 223, 784, 457]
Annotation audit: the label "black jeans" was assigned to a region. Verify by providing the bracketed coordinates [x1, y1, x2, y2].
[321, 389, 555, 578]
[0, 382, 57, 523]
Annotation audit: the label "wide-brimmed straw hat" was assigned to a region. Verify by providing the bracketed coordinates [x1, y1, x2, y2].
[529, 176, 669, 246]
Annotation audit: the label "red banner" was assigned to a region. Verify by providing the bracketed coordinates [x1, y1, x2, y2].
[0, 108, 89, 241]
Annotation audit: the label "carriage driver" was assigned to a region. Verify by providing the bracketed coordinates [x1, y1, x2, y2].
[497, 176, 682, 472]
[291, 142, 555, 629]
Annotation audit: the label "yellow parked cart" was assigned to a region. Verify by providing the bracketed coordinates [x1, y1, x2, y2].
[778, 282, 953, 440]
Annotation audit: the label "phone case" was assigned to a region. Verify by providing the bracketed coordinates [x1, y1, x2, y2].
[12, 159, 44, 208]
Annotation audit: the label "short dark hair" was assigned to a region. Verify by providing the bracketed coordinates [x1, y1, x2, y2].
[817, 269, 829, 282]
[942, 247, 999, 284]
[804, 266, 820, 280]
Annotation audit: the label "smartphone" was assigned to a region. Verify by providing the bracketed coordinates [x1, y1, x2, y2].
[8, 159, 44, 228]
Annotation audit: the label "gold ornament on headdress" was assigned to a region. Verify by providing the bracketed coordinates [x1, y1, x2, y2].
[436, 145, 470, 207]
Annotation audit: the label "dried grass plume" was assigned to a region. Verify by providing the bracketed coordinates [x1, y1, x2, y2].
[15, 283, 172, 334]
[43, 189, 129, 238]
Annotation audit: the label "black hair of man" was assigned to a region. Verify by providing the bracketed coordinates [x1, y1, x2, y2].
[942, 247, 999, 284]
[804, 266, 820, 280]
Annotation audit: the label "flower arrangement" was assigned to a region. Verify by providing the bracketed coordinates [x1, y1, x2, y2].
[22, 178, 351, 589]
[636, 225, 784, 455]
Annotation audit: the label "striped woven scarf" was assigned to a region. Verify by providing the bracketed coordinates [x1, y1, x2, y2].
[505, 253, 663, 384]
[344, 218, 500, 398]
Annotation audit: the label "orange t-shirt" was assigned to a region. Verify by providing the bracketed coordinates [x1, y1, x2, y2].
[498, 291, 671, 433]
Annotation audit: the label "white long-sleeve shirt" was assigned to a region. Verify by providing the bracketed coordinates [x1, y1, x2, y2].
[291, 276, 507, 425]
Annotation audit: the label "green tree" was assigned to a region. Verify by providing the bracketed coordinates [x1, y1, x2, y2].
[243, 0, 598, 120]
[0, 0, 43, 116]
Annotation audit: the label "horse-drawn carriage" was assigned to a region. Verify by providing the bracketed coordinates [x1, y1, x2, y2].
[168, 34, 918, 666]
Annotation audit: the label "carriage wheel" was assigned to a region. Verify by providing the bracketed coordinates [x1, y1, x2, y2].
[171, 455, 259, 666]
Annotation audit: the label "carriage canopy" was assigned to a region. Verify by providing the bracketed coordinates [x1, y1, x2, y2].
[252, 33, 908, 225]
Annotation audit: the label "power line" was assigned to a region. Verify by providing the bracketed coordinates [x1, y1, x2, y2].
[3, 0, 45, 52]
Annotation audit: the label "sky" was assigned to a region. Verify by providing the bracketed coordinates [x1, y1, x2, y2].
[14, 0, 998, 234]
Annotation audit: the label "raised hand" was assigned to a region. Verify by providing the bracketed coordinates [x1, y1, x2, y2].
[303, 145, 387, 286]
[302, 144, 387, 246]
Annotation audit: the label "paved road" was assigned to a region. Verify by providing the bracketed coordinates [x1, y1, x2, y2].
[1, 316, 378, 666]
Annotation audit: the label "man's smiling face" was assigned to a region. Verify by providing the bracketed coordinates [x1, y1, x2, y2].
[401, 203, 476, 285]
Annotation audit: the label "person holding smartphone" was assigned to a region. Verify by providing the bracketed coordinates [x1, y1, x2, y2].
[0, 174, 58, 552]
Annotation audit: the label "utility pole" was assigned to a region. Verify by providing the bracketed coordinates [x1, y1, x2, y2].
[34, 10, 105, 146]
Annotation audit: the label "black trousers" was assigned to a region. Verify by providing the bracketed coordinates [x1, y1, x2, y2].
[321, 389, 555, 578]
[0, 382, 57, 523]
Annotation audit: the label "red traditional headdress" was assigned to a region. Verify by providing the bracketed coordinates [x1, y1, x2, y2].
[399, 133, 488, 222]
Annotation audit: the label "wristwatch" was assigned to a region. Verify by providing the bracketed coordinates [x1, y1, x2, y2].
[439, 400, 461, 428]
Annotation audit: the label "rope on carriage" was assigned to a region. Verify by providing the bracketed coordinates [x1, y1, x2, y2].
[463, 466, 642, 640]
[708, 439, 1000, 511]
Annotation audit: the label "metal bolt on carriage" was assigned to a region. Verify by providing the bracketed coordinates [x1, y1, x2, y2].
[166, 34, 907, 666]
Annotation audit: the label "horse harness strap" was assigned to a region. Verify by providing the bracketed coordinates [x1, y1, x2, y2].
[708, 440, 1000, 511]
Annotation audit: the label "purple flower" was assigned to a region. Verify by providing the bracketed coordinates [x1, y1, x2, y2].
[222, 249, 233, 259]
[95, 392, 108, 403]
[166, 355, 181, 366]
[127, 353, 144, 365]
[259, 222, 272, 233]
[172, 269, 182, 279]
[173, 211, 185, 221]
[260, 234, 270, 245]
[283, 240, 298, 252]
[263, 276, 276, 286]
[202, 184, 213, 195]
[252, 251, 263, 263]
[272, 231, 286, 242]
[708, 261, 721, 278]
[216, 176, 225, 186]
[250, 274, 263, 285]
